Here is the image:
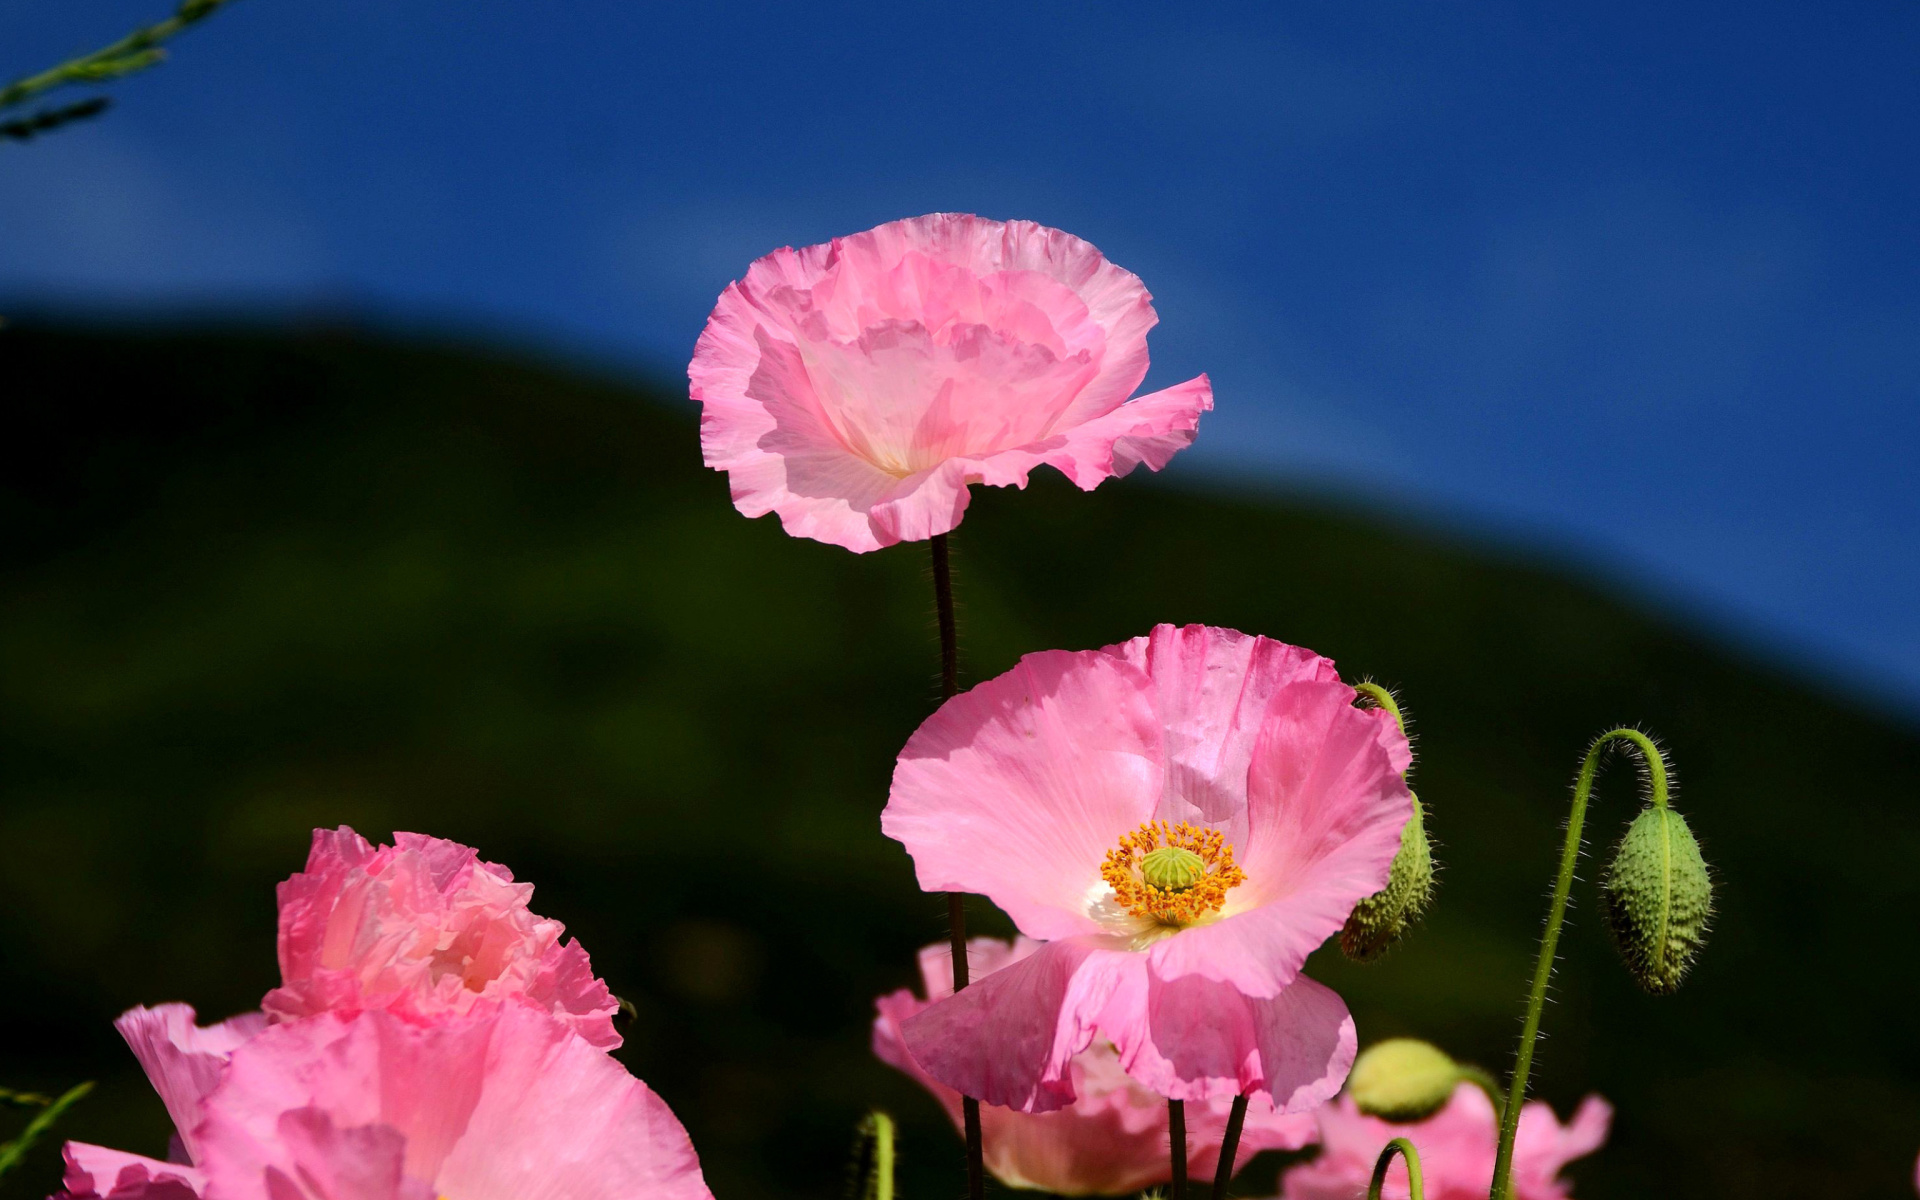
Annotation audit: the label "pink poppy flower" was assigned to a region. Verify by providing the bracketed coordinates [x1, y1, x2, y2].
[881, 624, 1413, 1113]
[174, 1005, 710, 1200]
[876, 937, 1317, 1195]
[1279, 1084, 1610, 1200]
[265, 828, 620, 1050]
[689, 213, 1213, 552]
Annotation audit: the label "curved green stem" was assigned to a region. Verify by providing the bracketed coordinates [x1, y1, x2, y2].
[1353, 682, 1405, 732]
[1, 0, 240, 112]
[0, 1081, 92, 1179]
[1368, 1137, 1424, 1200]
[1455, 1065, 1506, 1124]
[1488, 728, 1666, 1199]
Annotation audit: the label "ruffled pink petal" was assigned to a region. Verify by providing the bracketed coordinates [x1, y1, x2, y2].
[265, 827, 619, 1050]
[898, 938, 1137, 1113]
[875, 938, 1314, 1195]
[1147, 679, 1413, 997]
[262, 1109, 433, 1200]
[689, 214, 1205, 553]
[1116, 624, 1341, 836]
[435, 1007, 709, 1200]
[1509, 1095, 1612, 1197]
[883, 649, 1164, 940]
[115, 1005, 267, 1161]
[199, 1008, 710, 1200]
[971, 376, 1213, 493]
[62, 1144, 205, 1200]
[1107, 971, 1356, 1109]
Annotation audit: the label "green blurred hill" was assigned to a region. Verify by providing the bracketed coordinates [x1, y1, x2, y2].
[1, 325, 1915, 1199]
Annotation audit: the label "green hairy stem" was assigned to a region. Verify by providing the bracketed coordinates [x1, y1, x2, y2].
[1489, 728, 1666, 1199]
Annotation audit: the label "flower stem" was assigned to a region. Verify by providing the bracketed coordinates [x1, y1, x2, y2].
[1211, 1095, 1249, 1198]
[930, 533, 983, 1200]
[1369, 1137, 1424, 1200]
[1, 0, 240, 112]
[1488, 728, 1667, 1200]
[1169, 1099, 1188, 1200]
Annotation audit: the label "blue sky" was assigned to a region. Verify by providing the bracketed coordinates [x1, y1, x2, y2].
[5, 1, 1917, 707]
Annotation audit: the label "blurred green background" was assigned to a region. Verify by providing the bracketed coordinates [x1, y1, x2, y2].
[1, 324, 1916, 1199]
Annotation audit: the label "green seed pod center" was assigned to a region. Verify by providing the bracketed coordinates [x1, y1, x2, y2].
[1139, 846, 1206, 892]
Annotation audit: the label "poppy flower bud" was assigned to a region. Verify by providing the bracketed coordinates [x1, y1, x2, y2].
[1341, 793, 1434, 963]
[1601, 804, 1713, 994]
[1347, 1038, 1461, 1123]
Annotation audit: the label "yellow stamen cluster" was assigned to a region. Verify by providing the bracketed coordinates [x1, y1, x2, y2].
[1100, 820, 1246, 927]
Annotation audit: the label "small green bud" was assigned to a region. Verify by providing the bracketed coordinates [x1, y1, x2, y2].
[1341, 795, 1435, 963]
[1140, 845, 1206, 891]
[1347, 1038, 1460, 1122]
[1601, 804, 1713, 994]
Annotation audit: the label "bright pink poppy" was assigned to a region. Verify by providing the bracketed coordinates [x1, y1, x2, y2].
[1278, 1084, 1611, 1200]
[689, 213, 1213, 552]
[876, 937, 1317, 1195]
[881, 624, 1412, 1112]
[265, 828, 619, 1050]
[177, 1005, 710, 1200]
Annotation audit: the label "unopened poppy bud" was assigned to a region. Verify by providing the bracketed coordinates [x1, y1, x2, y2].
[1340, 793, 1434, 963]
[1601, 804, 1713, 994]
[1347, 1038, 1460, 1123]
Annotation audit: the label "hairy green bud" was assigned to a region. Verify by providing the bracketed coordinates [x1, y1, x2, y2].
[1341, 794, 1434, 963]
[1601, 804, 1713, 994]
[1348, 1038, 1459, 1123]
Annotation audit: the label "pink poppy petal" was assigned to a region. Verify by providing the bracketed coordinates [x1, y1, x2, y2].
[1148, 679, 1412, 996]
[200, 1008, 710, 1200]
[266, 828, 619, 1050]
[265, 1108, 432, 1200]
[1284, 1083, 1609, 1200]
[1117, 624, 1340, 834]
[1111, 971, 1356, 1110]
[115, 1005, 268, 1161]
[883, 649, 1164, 939]
[62, 1145, 205, 1200]
[898, 938, 1138, 1114]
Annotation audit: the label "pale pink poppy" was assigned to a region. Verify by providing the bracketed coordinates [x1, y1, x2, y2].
[265, 828, 619, 1050]
[689, 213, 1213, 552]
[1279, 1084, 1611, 1200]
[882, 624, 1412, 1113]
[177, 1005, 711, 1200]
[876, 937, 1317, 1195]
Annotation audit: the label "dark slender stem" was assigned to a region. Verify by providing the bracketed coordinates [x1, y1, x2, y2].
[930, 533, 982, 1200]
[1169, 1099, 1188, 1200]
[930, 534, 958, 698]
[1211, 1095, 1248, 1198]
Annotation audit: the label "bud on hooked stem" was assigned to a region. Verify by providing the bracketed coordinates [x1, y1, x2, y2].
[1488, 728, 1714, 1200]
[1343, 683, 1436, 962]
[1368, 1137, 1426, 1200]
[1349, 1039, 1507, 1125]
